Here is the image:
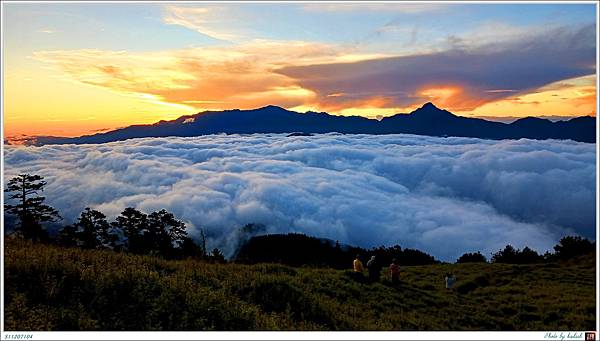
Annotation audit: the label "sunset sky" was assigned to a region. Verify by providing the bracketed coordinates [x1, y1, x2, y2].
[2, 2, 597, 138]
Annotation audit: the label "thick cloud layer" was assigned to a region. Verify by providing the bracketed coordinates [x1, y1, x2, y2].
[3, 134, 596, 261]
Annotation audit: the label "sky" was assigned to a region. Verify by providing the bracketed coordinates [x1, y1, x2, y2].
[2, 2, 597, 138]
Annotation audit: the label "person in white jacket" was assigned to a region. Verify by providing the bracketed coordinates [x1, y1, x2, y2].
[445, 273, 456, 290]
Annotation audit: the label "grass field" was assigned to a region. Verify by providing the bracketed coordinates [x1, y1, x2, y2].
[4, 237, 596, 331]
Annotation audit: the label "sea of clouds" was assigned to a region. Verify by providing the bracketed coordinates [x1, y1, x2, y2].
[3, 134, 596, 261]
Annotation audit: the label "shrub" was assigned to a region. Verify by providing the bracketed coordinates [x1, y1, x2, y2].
[491, 245, 518, 263]
[553, 236, 594, 260]
[456, 251, 487, 263]
[491, 245, 543, 264]
[518, 247, 544, 264]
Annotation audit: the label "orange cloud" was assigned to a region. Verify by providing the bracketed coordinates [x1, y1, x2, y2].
[31, 41, 384, 115]
[418, 85, 492, 111]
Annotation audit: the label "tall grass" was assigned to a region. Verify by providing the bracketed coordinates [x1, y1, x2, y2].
[4, 237, 596, 331]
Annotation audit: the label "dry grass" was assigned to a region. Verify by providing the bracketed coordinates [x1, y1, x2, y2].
[4, 237, 596, 331]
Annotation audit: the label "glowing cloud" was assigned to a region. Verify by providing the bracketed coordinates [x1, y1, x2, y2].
[31, 40, 375, 114]
[463, 75, 597, 119]
[277, 24, 595, 113]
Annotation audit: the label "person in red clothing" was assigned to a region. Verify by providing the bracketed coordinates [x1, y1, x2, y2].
[389, 258, 400, 284]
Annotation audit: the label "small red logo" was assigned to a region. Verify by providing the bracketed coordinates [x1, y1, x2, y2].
[585, 332, 596, 341]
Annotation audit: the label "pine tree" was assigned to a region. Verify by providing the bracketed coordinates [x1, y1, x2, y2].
[147, 209, 188, 258]
[211, 248, 226, 263]
[56, 224, 78, 247]
[112, 207, 148, 254]
[4, 174, 61, 242]
[73, 208, 111, 249]
[180, 237, 205, 259]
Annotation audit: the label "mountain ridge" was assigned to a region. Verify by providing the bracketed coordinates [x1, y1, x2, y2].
[19, 103, 596, 145]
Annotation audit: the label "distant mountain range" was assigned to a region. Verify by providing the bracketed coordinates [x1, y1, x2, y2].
[25, 103, 596, 145]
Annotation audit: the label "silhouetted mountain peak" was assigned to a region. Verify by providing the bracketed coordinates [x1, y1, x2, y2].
[410, 102, 455, 118]
[257, 105, 288, 112]
[422, 102, 438, 110]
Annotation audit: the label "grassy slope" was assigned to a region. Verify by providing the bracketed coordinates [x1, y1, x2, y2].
[4, 238, 596, 331]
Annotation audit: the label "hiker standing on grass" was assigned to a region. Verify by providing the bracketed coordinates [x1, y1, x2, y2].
[353, 254, 364, 280]
[366, 255, 381, 282]
[445, 273, 456, 290]
[353, 254, 364, 273]
[389, 258, 400, 284]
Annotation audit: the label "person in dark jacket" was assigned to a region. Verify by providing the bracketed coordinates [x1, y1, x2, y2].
[366, 255, 381, 283]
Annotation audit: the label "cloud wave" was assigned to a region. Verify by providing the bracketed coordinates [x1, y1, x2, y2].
[3, 134, 596, 261]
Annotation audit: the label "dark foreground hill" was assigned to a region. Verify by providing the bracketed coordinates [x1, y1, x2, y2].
[4, 238, 595, 331]
[234, 233, 438, 267]
[29, 103, 596, 145]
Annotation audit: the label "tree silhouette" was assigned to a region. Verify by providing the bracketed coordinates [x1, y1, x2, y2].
[211, 248, 226, 263]
[553, 236, 594, 260]
[519, 246, 544, 264]
[109, 208, 189, 258]
[180, 237, 205, 259]
[491, 245, 543, 264]
[112, 207, 148, 254]
[4, 174, 61, 242]
[456, 251, 487, 263]
[491, 245, 518, 263]
[199, 227, 207, 258]
[146, 209, 188, 258]
[56, 224, 78, 247]
[73, 208, 111, 249]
